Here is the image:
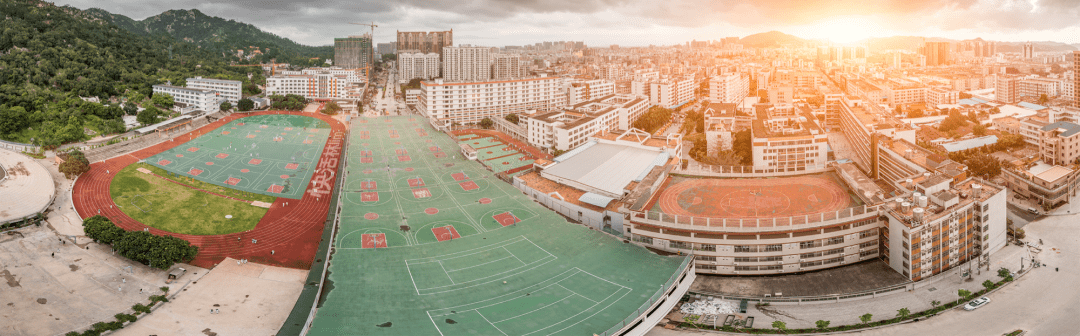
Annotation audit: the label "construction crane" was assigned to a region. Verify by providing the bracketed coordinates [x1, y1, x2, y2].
[349, 22, 377, 79]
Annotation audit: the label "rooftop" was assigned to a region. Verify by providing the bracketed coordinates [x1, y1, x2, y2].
[542, 141, 669, 197]
[1042, 121, 1080, 138]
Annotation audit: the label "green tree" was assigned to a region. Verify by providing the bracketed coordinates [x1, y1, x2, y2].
[505, 113, 520, 125]
[998, 267, 1011, 279]
[243, 83, 262, 96]
[815, 320, 830, 330]
[137, 106, 162, 126]
[151, 93, 175, 108]
[973, 124, 987, 136]
[732, 130, 753, 165]
[82, 215, 127, 245]
[939, 109, 967, 132]
[479, 118, 494, 129]
[238, 98, 255, 111]
[219, 101, 233, 112]
[122, 103, 139, 116]
[958, 289, 972, 304]
[907, 109, 924, 118]
[772, 320, 787, 333]
[58, 150, 91, 179]
[859, 313, 873, 325]
[322, 101, 341, 115]
[0, 106, 29, 136]
[896, 307, 910, 320]
[982, 279, 995, 291]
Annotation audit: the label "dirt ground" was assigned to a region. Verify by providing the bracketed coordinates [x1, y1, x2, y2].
[114, 257, 306, 336]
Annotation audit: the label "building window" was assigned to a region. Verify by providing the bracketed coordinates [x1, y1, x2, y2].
[670, 241, 692, 250]
[734, 245, 754, 253]
[765, 244, 782, 252]
[697, 265, 717, 270]
[827, 237, 844, 245]
[695, 255, 717, 261]
[699, 244, 716, 252]
[632, 236, 653, 245]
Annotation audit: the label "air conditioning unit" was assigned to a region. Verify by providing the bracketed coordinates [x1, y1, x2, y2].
[777, 261, 783, 265]
[799, 259, 805, 262]
[734, 271, 739, 274]
[733, 262, 739, 266]
[777, 269, 783, 273]
[841, 253, 845, 256]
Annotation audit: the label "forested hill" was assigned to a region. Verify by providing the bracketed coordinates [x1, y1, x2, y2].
[81, 8, 332, 67]
[0, 0, 258, 147]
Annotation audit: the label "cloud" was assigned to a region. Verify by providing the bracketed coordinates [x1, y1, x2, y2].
[50, 0, 1080, 46]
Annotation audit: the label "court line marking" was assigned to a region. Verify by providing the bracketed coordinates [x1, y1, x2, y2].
[490, 294, 577, 324]
[414, 254, 557, 295]
[503, 247, 526, 265]
[477, 311, 509, 336]
[444, 255, 516, 273]
[437, 261, 456, 284]
[543, 287, 632, 336]
[428, 269, 578, 317]
[557, 284, 598, 304]
[405, 236, 528, 262]
[405, 260, 420, 295]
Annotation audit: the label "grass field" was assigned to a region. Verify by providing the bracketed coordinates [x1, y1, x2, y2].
[109, 163, 268, 235]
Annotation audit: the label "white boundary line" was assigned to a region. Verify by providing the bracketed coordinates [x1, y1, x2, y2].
[427, 311, 445, 336]
[491, 294, 577, 324]
[437, 261, 456, 284]
[557, 284, 598, 304]
[477, 311, 510, 336]
[405, 260, 420, 295]
[428, 269, 578, 317]
[444, 255, 515, 274]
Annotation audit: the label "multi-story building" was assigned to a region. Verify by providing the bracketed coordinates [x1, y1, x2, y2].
[1002, 164, 1078, 211]
[398, 52, 440, 82]
[650, 76, 695, 108]
[921, 42, 951, 66]
[1039, 122, 1080, 165]
[443, 46, 491, 82]
[151, 84, 222, 113]
[404, 89, 420, 106]
[376, 42, 396, 55]
[927, 87, 959, 106]
[417, 76, 566, 126]
[396, 30, 453, 56]
[185, 77, 242, 105]
[1022, 42, 1034, 59]
[264, 73, 352, 100]
[709, 73, 750, 104]
[995, 75, 1021, 104]
[334, 35, 372, 70]
[751, 104, 829, 171]
[1020, 77, 1062, 98]
[883, 175, 1007, 281]
[491, 54, 528, 80]
[523, 94, 649, 151]
[767, 84, 794, 105]
[1074, 51, 1080, 108]
[703, 103, 752, 152]
[565, 79, 615, 105]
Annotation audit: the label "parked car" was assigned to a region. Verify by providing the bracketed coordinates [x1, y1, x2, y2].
[964, 297, 991, 311]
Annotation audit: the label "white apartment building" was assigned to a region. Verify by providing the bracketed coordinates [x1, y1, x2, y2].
[927, 87, 960, 106]
[405, 89, 421, 106]
[151, 85, 222, 113]
[186, 77, 242, 105]
[398, 52, 440, 82]
[418, 76, 567, 126]
[1019, 77, 1062, 98]
[565, 78, 615, 105]
[523, 94, 650, 151]
[491, 54, 528, 80]
[996, 75, 1022, 104]
[443, 46, 491, 82]
[886, 85, 928, 107]
[751, 104, 829, 171]
[709, 73, 750, 104]
[650, 76, 695, 108]
[265, 73, 351, 100]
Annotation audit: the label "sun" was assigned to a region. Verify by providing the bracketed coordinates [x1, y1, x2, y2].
[802, 16, 884, 44]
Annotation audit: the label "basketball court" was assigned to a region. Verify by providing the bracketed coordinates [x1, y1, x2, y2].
[144, 114, 332, 199]
[653, 173, 862, 218]
[309, 116, 689, 336]
[456, 134, 537, 174]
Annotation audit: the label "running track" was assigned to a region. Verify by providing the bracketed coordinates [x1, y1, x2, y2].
[72, 111, 346, 269]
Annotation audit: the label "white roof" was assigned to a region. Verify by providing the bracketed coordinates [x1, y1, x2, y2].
[543, 142, 666, 197]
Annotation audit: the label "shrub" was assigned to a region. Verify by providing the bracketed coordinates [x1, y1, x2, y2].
[132, 303, 151, 314]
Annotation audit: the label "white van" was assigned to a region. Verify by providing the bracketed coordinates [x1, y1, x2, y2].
[1027, 208, 1039, 215]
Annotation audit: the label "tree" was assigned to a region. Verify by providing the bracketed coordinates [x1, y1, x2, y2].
[895, 105, 903, 116]
[219, 101, 233, 112]
[479, 118, 494, 129]
[939, 109, 967, 132]
[505, 114, 520, 125]
[122, 103, 139, 116]
[243, 83, 262, 96]
[322, 101, 342, 115]
[907, 109, 924, 118]
[0, 106, 29, 136]
[998, 267, 1011, 279]
[1038, 94, 1049, 105]
[960, 152, 1002, 180]
[859, 313, 873, 325]
[815, 320, 830, 330]
[58, 150, 91, 179]
[238, 98, 255, 112]
[973, 124, 987, 136]
[82, 215, 126, 244]
[931, 300, 941, 308]
[982, 279, 995, 291]
[151, 93, 174, 109]
[968, 111, 979, 123]
[137, 106, 163, 126]
[958, 289, 972, 304]
[732, 130, 752, 165]
[896, 307, 910, 320]
[771, 320, 787, 333]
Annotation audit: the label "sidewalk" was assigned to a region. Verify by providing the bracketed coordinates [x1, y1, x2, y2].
[35, 154, 86, 237]
[684, 238, 1039, 330]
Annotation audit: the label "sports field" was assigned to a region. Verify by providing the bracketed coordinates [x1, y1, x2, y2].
[144, 114, 331, 199]
[108, 163, 268, 235]
[457, 134, 536, 174]
[309, 117, 689, 336]
[654, 173, 862, 218]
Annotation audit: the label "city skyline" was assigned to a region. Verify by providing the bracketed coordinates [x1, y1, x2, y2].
[50, 0, 1080, 47]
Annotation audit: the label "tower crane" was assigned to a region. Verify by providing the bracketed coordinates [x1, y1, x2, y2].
[349, 22, 378, 79]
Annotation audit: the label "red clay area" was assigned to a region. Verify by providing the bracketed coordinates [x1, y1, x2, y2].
[450, 129, 554, 161]
[72, 111, 346, 270]
[657, 175, 854, 219]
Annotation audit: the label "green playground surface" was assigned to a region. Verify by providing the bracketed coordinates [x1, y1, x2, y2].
[109, 163, 267, 235]
[456, 135, 535, 173]
[309, 117, 689, 336]
[144, 114, 332, 199]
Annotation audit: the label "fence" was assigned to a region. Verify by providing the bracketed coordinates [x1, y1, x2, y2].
[688, 281, 911, 306]
[0, 139, 39, 152]
[632, 205, 881, 233]
[599, 256, 694, 336]
[675, 162, 831, 178]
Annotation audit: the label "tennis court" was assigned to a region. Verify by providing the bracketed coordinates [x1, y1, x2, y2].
[456, 134, 536, 174]
[309, 117, 689, 336]
[144, 114, 332, 199]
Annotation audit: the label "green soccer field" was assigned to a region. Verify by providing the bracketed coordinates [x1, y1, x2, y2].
[308, 116, 690, 336]
[144, 114, 331, 199]
[109, 163, 268, 235]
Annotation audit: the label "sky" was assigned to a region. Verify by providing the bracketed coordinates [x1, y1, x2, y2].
[51, 0, 1080, 47]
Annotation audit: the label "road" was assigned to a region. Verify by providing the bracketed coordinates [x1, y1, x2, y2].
[366, 63, 407, 117]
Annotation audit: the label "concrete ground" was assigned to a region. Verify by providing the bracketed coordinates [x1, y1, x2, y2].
[115, 257, 306, 336]
[0, 226, 190, 336]
[827, 132, 864, 168]
[0, 149, 55, 224]
[33, 155, 84, 237]
[647, 213, 1067, 335]
[691, 260, 909, 297]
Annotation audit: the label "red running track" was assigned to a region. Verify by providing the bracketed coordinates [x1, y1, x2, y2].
[72, 111, 346, 270]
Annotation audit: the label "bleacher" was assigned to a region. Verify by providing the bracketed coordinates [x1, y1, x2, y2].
[83, 114, 217, 163]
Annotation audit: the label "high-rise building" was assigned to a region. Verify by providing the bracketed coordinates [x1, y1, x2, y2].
[334, 35, 372, 69]
[491, 54, 527, 80]
[398, 52, 440, 82]
[708, 73, 750, 104]
[887, 52, 902, 69]
[376, 43, 396, 56]
[442, 46, 490, 82]
[1074, 51, 1079, 108]
[995, 75, 1021, 104]
[417, 76, 567, 125]
[921, 42, 950, 66]
[396, 30, 453, 56]
[1023, 42, 1034, 59]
